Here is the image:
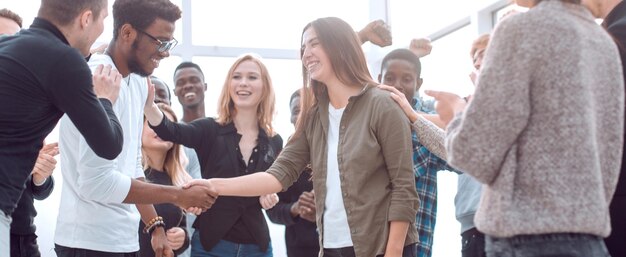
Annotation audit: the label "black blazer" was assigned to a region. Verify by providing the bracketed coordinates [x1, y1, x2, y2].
[151, 117, 282, 251]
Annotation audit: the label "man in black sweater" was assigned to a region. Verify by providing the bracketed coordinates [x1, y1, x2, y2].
[0, 0, 125, 254]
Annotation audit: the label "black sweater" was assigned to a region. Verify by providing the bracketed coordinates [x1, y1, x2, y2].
[266, 169, 320, 257]
[152, 117, 282, 252]
[138, 168, 190, 257]
[0, 18, 123, 215]
[10, 175, 54, 235]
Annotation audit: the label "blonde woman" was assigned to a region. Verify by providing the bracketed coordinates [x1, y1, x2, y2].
[145, 54, 281, 257]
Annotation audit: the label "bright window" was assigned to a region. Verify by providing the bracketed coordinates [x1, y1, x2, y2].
[190, 0, 369, 49]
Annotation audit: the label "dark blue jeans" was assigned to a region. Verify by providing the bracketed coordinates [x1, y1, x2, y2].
[322, 244, 416, 257]
[190, 231, 272, 257]
[55, 244, 139, 257]
[486, 233, 610, 257]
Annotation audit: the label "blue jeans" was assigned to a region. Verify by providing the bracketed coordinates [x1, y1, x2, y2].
[486, 233, 610, 257]
[190, 231, 272, 257]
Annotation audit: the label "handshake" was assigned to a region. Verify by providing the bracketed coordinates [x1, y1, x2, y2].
[173, 179, 278, 214]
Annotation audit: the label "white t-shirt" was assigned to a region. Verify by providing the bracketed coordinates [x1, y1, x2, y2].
[55, 54, 148, 252]
[323, 104, 354, 248]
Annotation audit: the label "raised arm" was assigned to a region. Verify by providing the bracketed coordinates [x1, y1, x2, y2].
[377, 84, 447, 160]
[144, 83, 213, 149]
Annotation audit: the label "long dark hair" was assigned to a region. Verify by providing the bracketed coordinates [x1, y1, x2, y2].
[294, 17, 377, 138]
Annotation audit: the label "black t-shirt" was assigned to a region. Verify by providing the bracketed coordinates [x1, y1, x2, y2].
[138, 168, 189, 257]
[0, 18, 123, 215]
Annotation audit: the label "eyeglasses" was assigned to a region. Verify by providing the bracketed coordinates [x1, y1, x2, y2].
[136, 29, 178, 53]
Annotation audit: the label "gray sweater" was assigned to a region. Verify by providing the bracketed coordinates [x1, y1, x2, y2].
[446, 0, 624, 238]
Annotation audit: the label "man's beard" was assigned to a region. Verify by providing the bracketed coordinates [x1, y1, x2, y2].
[127, 39, 151, 77]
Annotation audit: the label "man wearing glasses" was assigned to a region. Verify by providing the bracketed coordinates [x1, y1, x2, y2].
[55, 1, 217, 257]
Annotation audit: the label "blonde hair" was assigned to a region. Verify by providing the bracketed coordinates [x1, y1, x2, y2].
[216, 54, 276, 136]
[143, 103, 191, 186]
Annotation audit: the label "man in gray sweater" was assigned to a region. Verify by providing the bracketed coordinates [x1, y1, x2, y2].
[439, 0, 624, 256]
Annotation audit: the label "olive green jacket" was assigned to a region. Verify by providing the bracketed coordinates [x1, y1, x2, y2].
[267, 85, 419, 257]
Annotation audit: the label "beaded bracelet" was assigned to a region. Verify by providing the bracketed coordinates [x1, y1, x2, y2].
[143, 216, 164, 234]
[145, 220, 166, 235]
[146, 216, 162, 227]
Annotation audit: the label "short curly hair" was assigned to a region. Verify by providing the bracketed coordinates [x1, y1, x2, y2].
[113, 0, 181, 40]
[0, 8, 22, 28]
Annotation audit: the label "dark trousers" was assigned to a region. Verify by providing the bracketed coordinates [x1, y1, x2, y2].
[287, 246, 319, 257]
[486, 233, 610, 257]
[55, 244, 139, 257]
[10, 234, 40, 257]
[461, 228, 486, 257]
[323, 244, 416, 257]
[605, 195, 626, 257]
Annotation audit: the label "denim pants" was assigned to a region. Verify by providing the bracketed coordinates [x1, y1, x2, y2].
[323, 244, 416, 257]
[1, 213, 11, 257]
[10, 233, 40, 257]
[486, 233, 610, 257]
[54, 244, 139, 257]
[190, 231, 272, 257]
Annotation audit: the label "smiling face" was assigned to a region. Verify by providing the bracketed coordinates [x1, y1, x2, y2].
[381, 59, 422, 103]
[229, 60, 264, 111]
[301, 27, 334, 84]
[142, 111, 174, 152]
[174, 67, 206, 108]
[152, 78, 171, 106]
[128, 18, 175, 76]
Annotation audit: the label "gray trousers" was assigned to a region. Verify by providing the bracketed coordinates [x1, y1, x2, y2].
[1, 213, 11, 257]
[486, 233, 610, 257]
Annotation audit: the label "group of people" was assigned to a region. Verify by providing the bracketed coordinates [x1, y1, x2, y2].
[0, 0, 625, 257]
